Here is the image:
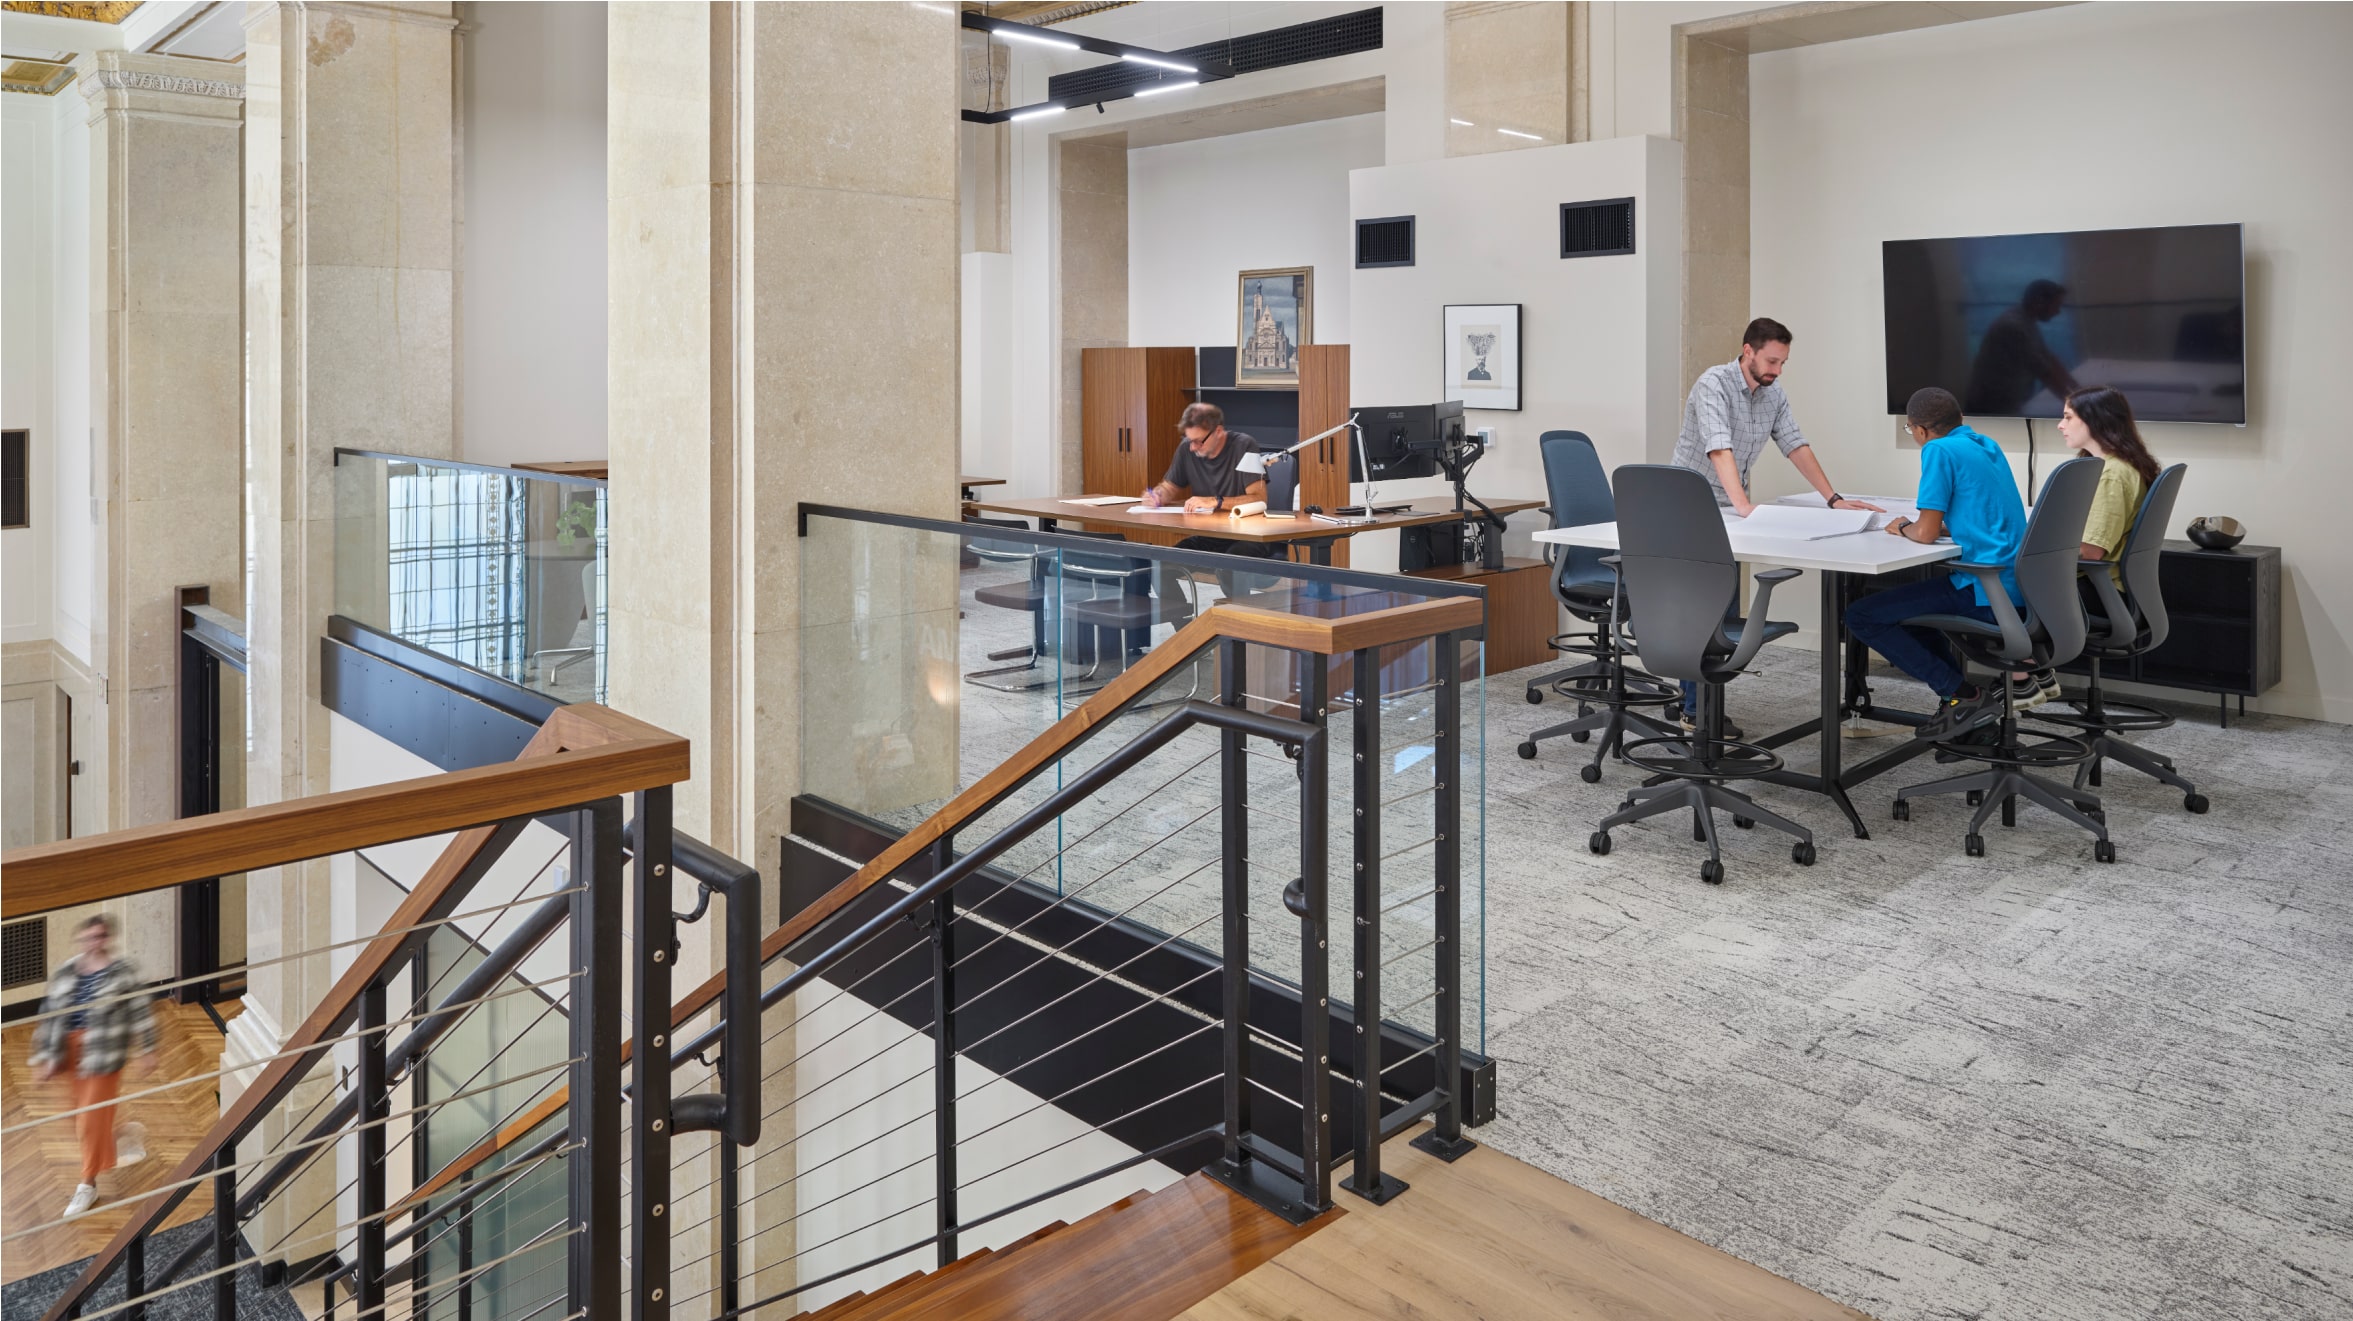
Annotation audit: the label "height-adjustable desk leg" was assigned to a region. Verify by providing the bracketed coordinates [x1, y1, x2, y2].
[1820, 570, 1869, 839]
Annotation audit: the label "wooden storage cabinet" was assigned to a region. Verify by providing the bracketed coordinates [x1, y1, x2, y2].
[1081, 347, 1195, 497]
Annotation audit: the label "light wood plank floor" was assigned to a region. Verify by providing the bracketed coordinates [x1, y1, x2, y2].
[1183, 1130, 1876, 1321]
[1, 999, 236, 1285]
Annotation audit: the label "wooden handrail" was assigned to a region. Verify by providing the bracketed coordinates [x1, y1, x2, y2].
[0, 704, 690, 921]
[397, 595, 1480, 1207]
[36, 706, 688, 1321]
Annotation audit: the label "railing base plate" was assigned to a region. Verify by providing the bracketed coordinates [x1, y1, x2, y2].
[1412, 1130, 1479, 1163]
[1341, 1169, 1411, 1205]
[1203, 1155, 1330, 1226]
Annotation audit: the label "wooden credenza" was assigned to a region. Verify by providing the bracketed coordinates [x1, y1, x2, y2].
[1080, 347, 1196, 498]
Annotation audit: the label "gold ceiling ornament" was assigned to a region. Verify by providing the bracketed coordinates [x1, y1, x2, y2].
[2, 56, 76, 95]
[2, 1, 143, 21]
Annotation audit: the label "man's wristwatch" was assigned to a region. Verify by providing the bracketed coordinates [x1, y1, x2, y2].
[1828, 491, 1844, 506]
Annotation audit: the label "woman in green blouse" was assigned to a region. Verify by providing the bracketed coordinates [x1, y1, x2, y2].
[2012, 385, 2164, 707]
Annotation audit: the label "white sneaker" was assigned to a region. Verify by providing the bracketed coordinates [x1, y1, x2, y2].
[64, 1184, 98, 1218]
[116, 1124, 146, 1167]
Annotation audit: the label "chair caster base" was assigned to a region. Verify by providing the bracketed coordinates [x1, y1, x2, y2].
[2184, 792, 2209, 814]
[1517, 741, 1538, 760]
[1891, 800, 1911, 822]
[1733, 816, 1754, 829]
[1966, 790, 1983, 807]
[1791, 841, 1816, 866]
[1526, 689, 1544, 705]
[1588, 832, 1611, 856]
[1700, 859, 1725, 885]
[1964, 833, 1986, 857]
[1578, 764, 1602, 784]
[2095, 840, 2117, 863]
[1570, 730, 1591, 744]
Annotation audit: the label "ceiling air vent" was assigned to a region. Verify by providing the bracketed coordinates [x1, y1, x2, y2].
[1560, 198, 1636, 259]
[1356, 216, 1414, 269]
[3, 918, 47, 990]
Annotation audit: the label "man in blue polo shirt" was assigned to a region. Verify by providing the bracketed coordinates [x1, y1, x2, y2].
[1844, 387, 2027, 741]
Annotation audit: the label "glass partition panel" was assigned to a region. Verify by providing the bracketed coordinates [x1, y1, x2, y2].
[334, 450, 608, 704]
[798, 506, 1488, 1051]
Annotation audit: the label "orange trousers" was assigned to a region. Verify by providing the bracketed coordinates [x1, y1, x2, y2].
[60, 1031, 122, 1184]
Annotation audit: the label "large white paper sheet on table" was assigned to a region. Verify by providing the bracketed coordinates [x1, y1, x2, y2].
[1733, 504, 1876, 540]
[1125, 505, 1191, 515]
[1060, 494, 1136, 506]
[1772, 492, 1920, 532]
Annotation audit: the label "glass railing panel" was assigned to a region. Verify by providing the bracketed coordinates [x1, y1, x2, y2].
[333, 449, 608, 705]
[798, 506, 1487, 1044]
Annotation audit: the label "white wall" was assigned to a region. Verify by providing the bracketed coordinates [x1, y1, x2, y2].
[1347, 134, 1685, 569]
[1128, 113, 1384, 349]
[3, 96, 56, 645]
[458, 0, 608, 467]
[1752, 0, 2353, 722]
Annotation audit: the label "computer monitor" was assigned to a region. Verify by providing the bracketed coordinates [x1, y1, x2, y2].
[1348, 402, 1462, 482]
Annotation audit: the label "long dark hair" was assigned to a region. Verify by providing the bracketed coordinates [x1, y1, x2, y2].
[2064, 386, 2159, 486]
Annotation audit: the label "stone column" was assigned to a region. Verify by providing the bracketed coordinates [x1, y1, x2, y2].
[74, 51, 245, 975]
[1055, 134, 1125, 493]
[1445, 2, 1574, 153]
[607, 0, 959, 1300]
[238, 0, 459, 1267]
[1677, 30, 1750, 392]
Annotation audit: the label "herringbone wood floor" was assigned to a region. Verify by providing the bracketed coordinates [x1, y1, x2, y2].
[1, 1000, 236, 1285]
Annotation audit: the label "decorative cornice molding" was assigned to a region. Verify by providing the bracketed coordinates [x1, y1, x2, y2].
[80, 66, 244, 100]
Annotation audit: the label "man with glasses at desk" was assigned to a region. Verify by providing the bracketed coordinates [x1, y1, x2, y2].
[1142, 402, 1274, 618]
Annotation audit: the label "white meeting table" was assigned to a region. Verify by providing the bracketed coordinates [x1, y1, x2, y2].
[1533, 515, 1961, 838]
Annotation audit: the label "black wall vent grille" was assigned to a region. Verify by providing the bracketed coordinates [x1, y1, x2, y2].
[1560, 198, 1636, 259]
[2, 429, 26, 530]
[3, 919, 46, 990]
[1356, 216, 1414, 269]
[1047, 7, 1382, 104]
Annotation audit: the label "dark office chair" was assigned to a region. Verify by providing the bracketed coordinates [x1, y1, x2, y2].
[1587, 465, 1814, 884]
[1518, 431, 1680, 782]
[2029, 463, 2207, 813]
[1889, 456, 2113, 860]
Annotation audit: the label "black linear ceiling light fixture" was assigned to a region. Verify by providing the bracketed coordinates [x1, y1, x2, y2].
[961, 12, 1235, 123]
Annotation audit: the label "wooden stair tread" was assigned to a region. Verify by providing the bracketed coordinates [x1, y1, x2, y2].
[841, 1174, 1334, 1321]
[825, 1218, 1074, 1321]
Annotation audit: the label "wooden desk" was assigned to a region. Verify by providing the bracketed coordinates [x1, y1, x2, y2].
[960, 474, 1006, 502]
[971, 495, 1541, 566]
[514, 460, 609, 482]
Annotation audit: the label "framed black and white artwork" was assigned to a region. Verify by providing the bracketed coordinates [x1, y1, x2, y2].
[1442, 303, 1521, 411]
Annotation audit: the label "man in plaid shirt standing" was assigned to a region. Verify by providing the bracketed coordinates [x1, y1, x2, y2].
[30, 913, 159, 1219]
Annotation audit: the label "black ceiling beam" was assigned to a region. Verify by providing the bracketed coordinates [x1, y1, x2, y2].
[959, 13, 1235, 124]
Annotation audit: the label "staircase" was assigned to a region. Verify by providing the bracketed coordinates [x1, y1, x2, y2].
[801, 1173, 1329, 1321]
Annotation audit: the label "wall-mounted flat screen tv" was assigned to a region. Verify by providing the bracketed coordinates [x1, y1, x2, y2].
[1883, 223, 2244, 424]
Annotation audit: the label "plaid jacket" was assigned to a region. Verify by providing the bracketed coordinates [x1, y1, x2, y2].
[29, 958, 159, 1078]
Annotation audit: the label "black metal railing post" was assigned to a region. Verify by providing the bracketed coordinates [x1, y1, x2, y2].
[570, 800, 626, 1320]
[212, 1140, 237, 1319]
[408, 947, 432, 1311]
[457, 1173, 476, 1321]
[124, 1231, 145, 1321]
[1414, 632, 1477, 1162]
[716, 1122, 740, 1318]
[631, 788, 675, 1321]
[1295, 656, 1333, 1216]
[1342, 646, 1405, 1203]
[929, 833, 960, 1267]
[1216, 638, 1253, 1178]
[356, 981, 387, 1321]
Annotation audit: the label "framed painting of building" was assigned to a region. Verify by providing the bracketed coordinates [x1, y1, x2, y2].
[1442, 303, 1522, 411]
[1236, 267, 1312, 388]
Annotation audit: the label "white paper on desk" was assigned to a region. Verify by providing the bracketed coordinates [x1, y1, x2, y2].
[1124, 505, 1192, 515]
[1774, 492, 1918, 531]
[1060, 494, 1136, 506]
[1733, 505, 1876, 539]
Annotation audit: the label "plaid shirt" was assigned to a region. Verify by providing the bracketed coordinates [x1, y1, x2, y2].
[30, 958, 158, 1078]
[1671, 358, 1810, 505]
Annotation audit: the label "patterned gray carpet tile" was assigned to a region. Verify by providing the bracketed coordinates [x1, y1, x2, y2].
[928, 570, 2353, 1321]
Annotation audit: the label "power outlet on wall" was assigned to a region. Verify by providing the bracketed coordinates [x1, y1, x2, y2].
[1476, 427, 1497, 449]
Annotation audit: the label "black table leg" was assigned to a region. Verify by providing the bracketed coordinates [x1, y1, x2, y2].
[1820, 570, 1869, 839]
[1308, 538, 1334, 566]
